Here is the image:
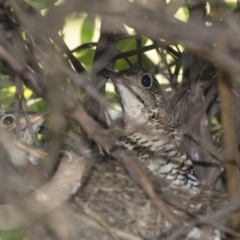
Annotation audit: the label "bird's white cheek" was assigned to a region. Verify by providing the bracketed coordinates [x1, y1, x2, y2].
[117, 84, 145, 124]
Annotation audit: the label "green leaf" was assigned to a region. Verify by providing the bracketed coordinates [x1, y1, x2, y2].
[115, 37, 137, 69]
[75, 48, 95, 71]
[81, 16, 96, 44]
[106, 91, 117, 100]
[115, 56, 137, 70]
[141, 36, 149, 46]
[142, 54, 155, 70]
[24, 0, 58, 10]
[0, 76, 14, 89]
[116, 36, 152, 70]
[117, 37, 136, 52]
[0, 87, 15, 108]
[27, 99, 47, 111]
[0, 229, 24, 240]
[220, 1, 237, 11]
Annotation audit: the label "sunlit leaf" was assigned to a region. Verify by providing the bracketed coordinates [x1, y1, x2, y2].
[76, 48, 95, 71]
[142, 54, 156, 70]
[117, 37, 136, 52]
[174, 7, 189, 22]
[81, 16, 96, 44]
[106, 91, 118, 100]
[220, 1, 237, 11]
[27, 99, 47, 111]
[141, 36, 149, 46]
[115, 56, 137, 70]
[0, 88, 15, 108]
[24, 87, 33, 99]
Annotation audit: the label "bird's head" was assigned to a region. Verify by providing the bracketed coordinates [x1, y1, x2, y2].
[103, 67, 170, 125]
[0, 108, 50, 145]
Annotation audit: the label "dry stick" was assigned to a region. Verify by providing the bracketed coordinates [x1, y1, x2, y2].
[184, 130, 223, 163]
[78, 0, 240, 62]
[0, 56, 181, 229]
[0, 41, 110, 110]
[86, 18, 117, 118]
[20, 80, 40, 146]
[167, 198, 240, 240]
[67, 99, 181, 227]
[3, 46, 181, 227]
[115, 42, 180, 61]
[94, 12, 240, 77]
[11, 0, 86, 75]
[0, 152, 87, 230]
[210, 3, 240, 233]
[72, 205, 142, 240]
[136, 34, 142, 67]
[111, 150, 180, 227]
[218, 70, 240, 230]
[76, 198, 119, 240]
[187, 87, 217, 131]
[71, 42, 97, 53]
[0, 28, 179, 228]
[14, 76, 21, 141]
[84, 3, 239, 51]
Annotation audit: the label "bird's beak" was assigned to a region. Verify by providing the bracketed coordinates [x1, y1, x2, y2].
[102, 68, 117, 79]
[102, 68, 124, 85]
[18, 108, 51, 131]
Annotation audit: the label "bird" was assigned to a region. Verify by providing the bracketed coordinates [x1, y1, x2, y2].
[2, 104, 221, 239]
[0, 108, 50, 145]
[103, 67, 199, 189]
[0, 108, 50, 168]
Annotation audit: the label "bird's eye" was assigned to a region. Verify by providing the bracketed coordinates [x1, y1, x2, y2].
[1, 115, 15, 126]
[58, 150, 72, 160]
[141, 74, 152, 88]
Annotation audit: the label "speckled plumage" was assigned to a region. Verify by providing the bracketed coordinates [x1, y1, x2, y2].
[105, 67, 199, 188]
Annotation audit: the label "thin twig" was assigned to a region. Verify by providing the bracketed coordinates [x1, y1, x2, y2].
[67, 97, 181, 227]
[0, 149, 87, 230]
[76, 198, 119, 240]
[210, 1, 240, 233]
